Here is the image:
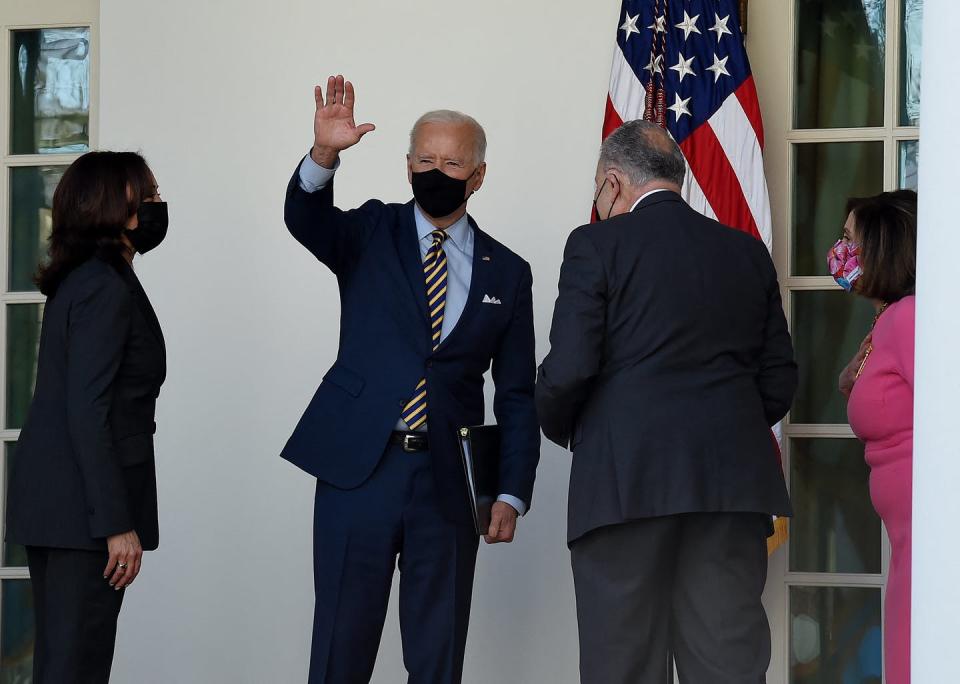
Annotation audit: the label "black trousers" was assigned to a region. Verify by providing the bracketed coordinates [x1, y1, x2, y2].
[570, 512, 771, 684]
[26, 546, 125, 684]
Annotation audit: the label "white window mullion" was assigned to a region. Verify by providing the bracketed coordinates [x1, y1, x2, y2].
[0, 4, 100, 671]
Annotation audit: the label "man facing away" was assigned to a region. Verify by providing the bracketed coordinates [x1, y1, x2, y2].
[280, 75, 540, 683]
[536, 120, 797, 684]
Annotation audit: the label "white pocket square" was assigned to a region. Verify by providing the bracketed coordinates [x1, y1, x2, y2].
[482, 295, 502, 305]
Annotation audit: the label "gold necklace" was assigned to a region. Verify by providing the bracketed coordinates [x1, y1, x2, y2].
[855, 302, 890, 379]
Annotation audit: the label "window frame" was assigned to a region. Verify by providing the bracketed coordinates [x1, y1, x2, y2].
[773, 0, 919, 681]
[0, 3, 99, 668]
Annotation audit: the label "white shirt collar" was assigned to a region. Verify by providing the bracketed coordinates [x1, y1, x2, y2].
[629, 188, 673, 212]
[413, 202, 471, 251]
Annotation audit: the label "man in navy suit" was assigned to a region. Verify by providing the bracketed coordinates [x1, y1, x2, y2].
[281, 75, 540, 683]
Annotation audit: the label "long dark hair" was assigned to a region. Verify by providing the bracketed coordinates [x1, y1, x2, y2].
[846, 189, 917, 303]
[35, 151, 154, 296]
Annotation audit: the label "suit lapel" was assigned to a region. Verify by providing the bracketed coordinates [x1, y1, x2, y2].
[394, 201, 430, 325]
[436, 219, 492, 353]
[119, 262, 165, 352]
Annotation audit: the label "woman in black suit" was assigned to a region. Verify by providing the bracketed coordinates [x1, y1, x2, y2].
[5, 151, 168, 683]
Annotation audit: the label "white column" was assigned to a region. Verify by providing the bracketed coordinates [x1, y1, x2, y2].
[912, 2, 960, 681]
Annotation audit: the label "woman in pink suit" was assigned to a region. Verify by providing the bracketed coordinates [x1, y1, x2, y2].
[834, 189, 917, 684]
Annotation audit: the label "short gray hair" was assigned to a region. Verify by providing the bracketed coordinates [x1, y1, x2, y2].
[409, 110, 487, 164]
[599, 120, 686, 187]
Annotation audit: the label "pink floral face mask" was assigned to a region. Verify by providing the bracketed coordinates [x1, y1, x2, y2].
[827, 238, 862, 292]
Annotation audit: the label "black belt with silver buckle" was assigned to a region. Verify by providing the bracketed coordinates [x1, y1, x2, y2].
[390, 431, 429, 453]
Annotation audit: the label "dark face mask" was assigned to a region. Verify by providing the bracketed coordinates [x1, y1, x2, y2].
[411, 167, 476, 219]
[126, 202, 169, 254]
[592, 178, 619, 222]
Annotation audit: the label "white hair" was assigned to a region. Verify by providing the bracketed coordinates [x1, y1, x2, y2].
[599, 120, 686, 187]
[409, 110, 487, 164]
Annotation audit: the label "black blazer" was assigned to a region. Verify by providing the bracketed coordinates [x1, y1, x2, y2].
[5, 257, 166, 551]
[536, 192, 796, 544]
[280, 163, 540, 523]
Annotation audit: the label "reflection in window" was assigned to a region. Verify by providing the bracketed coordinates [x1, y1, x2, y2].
[5, 304, 44, 431]
[10, 166, 65, 292]
[899, 140, 919, 191]
[0, 580, 34, 683]
[3, 443, 27, 569]
[861, 0, 886, 43]
[792, 291, 877, 425]
[792, 141, 884, 276]
[10, 28, 90, 155]
[794, 0, 886, 129]
[790, 439, 882, 574]
[901, 0, 923, 126]
[790, 586, 882, 684]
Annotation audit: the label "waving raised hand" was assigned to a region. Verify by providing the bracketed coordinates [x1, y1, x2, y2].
[311, 75, 376, 168]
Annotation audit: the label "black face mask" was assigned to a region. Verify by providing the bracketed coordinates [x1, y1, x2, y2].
[126, 202, 168, 254]
[411, 168, 475, 219]
[592, 178, 619, 222]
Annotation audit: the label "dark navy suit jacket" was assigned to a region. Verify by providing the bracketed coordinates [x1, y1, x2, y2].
[280, 165, 540, 524]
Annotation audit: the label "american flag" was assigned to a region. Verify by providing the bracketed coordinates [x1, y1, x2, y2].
[601, 0, 788, 553]
[603, 0, 771, 248]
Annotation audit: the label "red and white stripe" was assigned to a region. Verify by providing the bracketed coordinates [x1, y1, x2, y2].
[603, 45, 773, 252]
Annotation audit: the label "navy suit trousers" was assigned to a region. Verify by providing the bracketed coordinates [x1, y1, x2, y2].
[309, 444, 479, 684]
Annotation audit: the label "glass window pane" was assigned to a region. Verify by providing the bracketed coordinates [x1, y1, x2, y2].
[3, 443, 27, 568]
[6, 304, 43, 431]
[10, 28, 91, 155]
[900, 0, 923, 126]
[899, 140, 919, 191]
[794, 0, 886, 129]
[0, 580, 35, 683]
[10, 166, 64, 292]
[790, 586, 882, 684]
[792, 142, 884, 276]
[792, 291, 876, 424]
[790, 439, 882, 574]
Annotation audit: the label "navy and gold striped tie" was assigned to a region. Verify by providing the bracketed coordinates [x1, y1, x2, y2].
[401, 230, 448, 431]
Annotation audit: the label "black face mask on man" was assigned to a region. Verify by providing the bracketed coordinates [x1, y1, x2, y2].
[126, 202, 169, 255]
[592, 177, 620, 222]
[411, 167, 477, 219]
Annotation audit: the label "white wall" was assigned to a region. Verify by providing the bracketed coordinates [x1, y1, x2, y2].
[912, 0, 960, 680]
[99, 1, 619, 681]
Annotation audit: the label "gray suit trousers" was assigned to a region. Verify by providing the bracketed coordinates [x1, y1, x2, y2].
[571, 512, 771, 684]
